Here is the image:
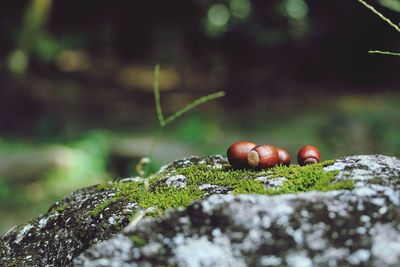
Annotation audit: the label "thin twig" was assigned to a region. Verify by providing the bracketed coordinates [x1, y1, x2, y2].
[163, 91, 226, 127]
[153, 64, 165, 127]
[356, 0, 400, 32]
[141, 65, 225, 178]
[368, 50, 400, 56]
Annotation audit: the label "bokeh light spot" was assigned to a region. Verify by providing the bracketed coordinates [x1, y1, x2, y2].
[8, 49, 29, 74]
[285, 0, 308, 20]
[229, 0, 251, 19]
[208, 4, 230, 27]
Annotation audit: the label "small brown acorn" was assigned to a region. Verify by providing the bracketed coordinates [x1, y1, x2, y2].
[275, 147, 291, 166]
[247, 145, 279, 169]
[227, 141, 257, 169]
[297, 145, 321, 166]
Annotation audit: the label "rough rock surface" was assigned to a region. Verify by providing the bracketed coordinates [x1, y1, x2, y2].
[1, 154, 400, 266]
[0, 182, 138, 266]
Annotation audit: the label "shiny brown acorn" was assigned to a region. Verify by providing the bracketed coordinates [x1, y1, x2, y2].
[275, 147, 291, 166]
[227, 141, 257, 169]
[297, 145, 320, 166]
[247, 145, 279, 169]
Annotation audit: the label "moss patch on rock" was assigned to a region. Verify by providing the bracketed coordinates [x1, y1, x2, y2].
[173, 159, 353, 195]
[90, 160, 354, 217]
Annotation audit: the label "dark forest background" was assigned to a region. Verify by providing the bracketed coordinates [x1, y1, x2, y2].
[0, 0, 399, 233]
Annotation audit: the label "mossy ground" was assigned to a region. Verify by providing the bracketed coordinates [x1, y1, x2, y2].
[90, 160, 354, 218]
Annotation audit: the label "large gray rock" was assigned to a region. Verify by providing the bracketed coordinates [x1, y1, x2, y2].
[1, 155, 400, 266]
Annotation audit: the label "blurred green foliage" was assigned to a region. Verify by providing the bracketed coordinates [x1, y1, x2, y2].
[379, 0, 400, 12]
[0, 132, 110, 233]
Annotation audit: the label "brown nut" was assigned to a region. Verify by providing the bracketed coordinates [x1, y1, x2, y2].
[297, 145, 321, 166]
[247, 145, 279, 169]
[227, 141, 257, 169]
[275, 147, 291, 166]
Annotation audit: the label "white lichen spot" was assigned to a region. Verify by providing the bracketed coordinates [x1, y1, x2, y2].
[124, 202, 138, 213]
[328, 212, 336, 219]
[286, 227, 304, 245]
[173, 236, 245, 267]
[382, 187, 400, 206]
[198, 184, 229, 196]
[165, 175, 187, 188]
[286, 252, 313, 267]
[201, 195, 234, 215]
[323, 161, 344, 172]
[198, 184, 214, 190]
[262, 216, 271, 229]
[38, 217, 48, 229]
[360, 215, 370, 224]
[345, 239, 353, 246]
[348, 249, 370, 265]
[370, 197, 385, 206]
[118, 176, 142, 183]
[356, 227, 367, 235]
[108, 217, 116, 225]
[300, 210, 309, 218]
[197, 159, 207, 165]
[260, 255, 283, 266]
[15, 224, 34, 243]
[211, 163, 223, 169]
[141, 242, 162, 257]
[306, 228, 326, 250]
[378, 206, 387, 215]
[173, 233, 186, 246]
[178, 216, 190, 225]
[326, 199, 349, 217]
[157, 163, 169, 173]
[212, 228, 222, 237]
[353, 187, 377, 197]
[267, 177, 287, 189]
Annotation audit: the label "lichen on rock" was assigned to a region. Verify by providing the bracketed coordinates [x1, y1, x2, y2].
[1, 154, 400, 266]
[0, 183, 138, 266]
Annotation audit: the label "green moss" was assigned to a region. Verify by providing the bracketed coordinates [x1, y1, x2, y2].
[315, 179, 355, 192]
[114, 220, 125, 232]
[48, 202, 70, 214]
[174, 160, 350, 196]
[89, 160, 354, 219]
[95, 183, 111, 192]
[321, 159, 336, 167]
[131, 234, 146, 247]
[90, 197, 117, 217]
[140, 186, 204, 210]
[90, 182, 142, 217]
[55, 203, 69, 213]
[268, 164, 342, 194]
[233, 179, 269, 194]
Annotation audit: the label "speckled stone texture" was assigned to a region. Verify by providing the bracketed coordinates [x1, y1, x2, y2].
[1, 154, 400, 267]
[75, 155, 400, 267]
